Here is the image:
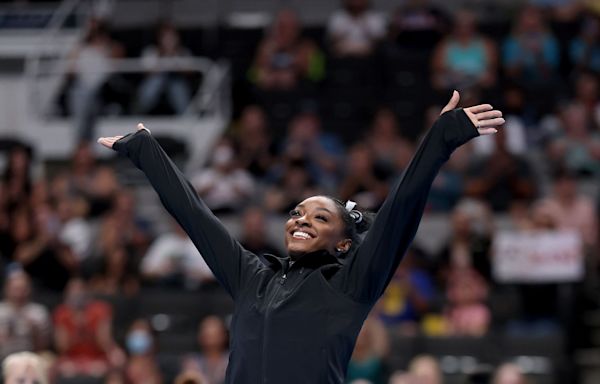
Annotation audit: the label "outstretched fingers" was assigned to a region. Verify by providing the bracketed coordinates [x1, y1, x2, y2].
[97, 136, 124, 149]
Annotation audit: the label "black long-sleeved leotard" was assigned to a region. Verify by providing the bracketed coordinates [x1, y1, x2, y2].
[112, 108, 478, 384]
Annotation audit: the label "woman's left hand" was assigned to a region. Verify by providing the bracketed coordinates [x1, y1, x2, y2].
[441, 90, 505, 136]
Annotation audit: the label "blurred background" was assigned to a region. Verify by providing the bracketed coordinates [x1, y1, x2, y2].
[0, 0, 598, 383]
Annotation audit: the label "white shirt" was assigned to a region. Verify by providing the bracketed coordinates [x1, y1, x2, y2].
[327, 9, 386, 52]
[192, 168, 255, 211]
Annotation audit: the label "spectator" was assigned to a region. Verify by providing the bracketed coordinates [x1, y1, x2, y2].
[436, 199, 493, 282]
[232, 105, 277, 180]
[572, 71, 600, 127]
[327, 0, 386, 57]
[174, 370, 207, 384]
[431, 9, 498, 91]
[375, 248, 436, 334]
[408, 355, 442, 384]
[2, 351, 48, 384]
[465, 128, 537, 211]
[53, 278, 123, 378]
[503, 6, 560, 85]
[445, 267, 491, 336]
[545, 102, 600, 177]
[251, 10, 324, 90]
[13, 206, 77, 292]
[89, 245, 140, 297]
[570, 15, 600, 73]
[55, 195, 93, 262]
[140, 220, 213, 290]
[388, 371, 419, 384]
[67, 18, 124, 141]
[124, 319, 162, 384]
[135, 23, 192, 115]
[366, 108, 414, 173]
[2, 143, 33, 211]
[492, 363, 527, 384]
[192, 140, 255, 214]
[278, 112, 345, 191]
[0, 269, 51, 359]
[346, 316, 389, 384]
[538, 167, 598, 249]
[239, 207, 282, 258]
[338, 143, 390, 211]
[181, 316, 229, 384]
[388, 0, 448, 51]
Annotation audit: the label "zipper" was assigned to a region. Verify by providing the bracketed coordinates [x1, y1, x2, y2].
[261, 270, 286, 383]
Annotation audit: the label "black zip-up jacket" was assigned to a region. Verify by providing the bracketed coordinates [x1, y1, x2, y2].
[112, 109, 478, 384]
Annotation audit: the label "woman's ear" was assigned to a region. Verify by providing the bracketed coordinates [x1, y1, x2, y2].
[335, 239, 352, 254]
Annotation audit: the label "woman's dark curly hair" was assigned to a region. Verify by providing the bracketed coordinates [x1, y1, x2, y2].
[324, 196, 375, 250]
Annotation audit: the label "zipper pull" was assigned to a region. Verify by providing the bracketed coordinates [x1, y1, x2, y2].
[280, 273, 287, 285]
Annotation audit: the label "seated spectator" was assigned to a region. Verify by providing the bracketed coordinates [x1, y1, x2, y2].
[503, 6, 560, 86]
[338, 143, 391, 211]
[465, 128, 537, 211]
[436, 199, 493, 282]
[572, 71, 600, 127]
[2, 351, 48, 384]
[327, 0, 386, 57]
[53, 278, 123, 378]
[346, 316, 389, 384]
[89, 245, 140, 297]
[388, 0, 448, 51]
[538, 167, 598, 249]
[124, 319, 162, 384]
[174, 370, 207, 384]
[570, 16, 600, 73]
[388, 371, 419, 384]
[0, 269, 51, 359]
[141, 220, 213, 290]
[55, 195, 93, 262]
[277, 112, 345, 192]
[67, 17, 125, 141]
[492, 363, 528, 384]
[444, 267, 491, 336]
[408, 355, 442, 384]
[181, 316, 229, 384]
[13, 206, 77, 292]
[135, 23, 192, 115]
[366, 108, 414, 173]
[192, 140, 255, 214]
[232, 105, 277, 180]
[251, 10, 324, 90]
[375, 249, 436, 334]
[431, 9, 498, 91]
[239, 207, 282, 258]
[545, 102, 600, 177]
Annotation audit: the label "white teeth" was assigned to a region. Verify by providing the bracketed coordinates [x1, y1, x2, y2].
[292, 231, 311, 240]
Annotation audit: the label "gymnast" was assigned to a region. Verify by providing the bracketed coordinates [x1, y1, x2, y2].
[98, 90, 504, 383]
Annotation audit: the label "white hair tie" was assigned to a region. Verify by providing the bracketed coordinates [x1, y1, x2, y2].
[345, 200, 357, 212]
[345, 200, 363, 224]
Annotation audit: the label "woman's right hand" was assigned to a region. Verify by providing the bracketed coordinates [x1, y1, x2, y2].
[97, 123, 149, 149]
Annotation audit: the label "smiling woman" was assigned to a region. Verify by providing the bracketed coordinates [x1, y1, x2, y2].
[97, 91, 504, 384]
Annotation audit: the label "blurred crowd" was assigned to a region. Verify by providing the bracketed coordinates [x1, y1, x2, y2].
[1, 0, 600, 383]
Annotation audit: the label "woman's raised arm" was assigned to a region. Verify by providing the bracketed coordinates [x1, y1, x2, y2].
[98, 124, 262, 299]
[339, 91, 504, 303]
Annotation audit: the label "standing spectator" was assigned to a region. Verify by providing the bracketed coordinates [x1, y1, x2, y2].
[2, 352, 48, 384]
[570, 16, 600, 73]
[53, 278, 122, 379]
[251, 10, 324, 90]
[538, 167, 598, 249]
[327, 0, 386, 57]
[124, 319, 162, 384]
[0, 269, 51, 359]
[135, 23, 192, 115]
[181, 316, 229, 384]
[140, 221, 213, 290]
[503, 6, 560, 85]
[232, 105, 277, 180]
[346, 316, 389, 384]
[431, 9, 498, 91]
[239, 207, 282, 258]
[67, 18, 124, 141]
[192, 140, 255, 214]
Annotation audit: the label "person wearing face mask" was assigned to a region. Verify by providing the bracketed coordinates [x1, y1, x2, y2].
[135, 22, 192, 115]
[124, 319, 162, 384]
[98, 91, 505, 384]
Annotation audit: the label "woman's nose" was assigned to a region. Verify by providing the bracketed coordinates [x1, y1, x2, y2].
[295, 216, 310, 226]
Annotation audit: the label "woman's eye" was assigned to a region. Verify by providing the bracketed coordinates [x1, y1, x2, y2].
[316, 215, 328, 222]
[289, 209, 301, 217]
